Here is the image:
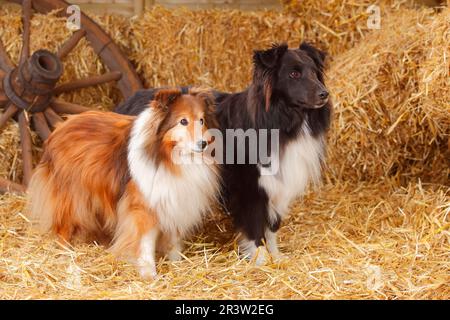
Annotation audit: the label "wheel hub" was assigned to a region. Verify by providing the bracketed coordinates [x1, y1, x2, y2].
[3, 50, 63, 113]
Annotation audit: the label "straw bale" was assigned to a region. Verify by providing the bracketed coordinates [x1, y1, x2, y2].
[326, 8, 449, 185]
[281, 0, 421, 56]
[0, 123, 21, 182]
[0, 3, 448, 300]
[2, 5, 447, 184]
[126, 3, 419, 89]
[0, 122, 41, 184]
[128, 7, 307, 91]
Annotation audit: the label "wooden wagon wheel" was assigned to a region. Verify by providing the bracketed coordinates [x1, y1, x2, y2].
[0, 0, 143, 194]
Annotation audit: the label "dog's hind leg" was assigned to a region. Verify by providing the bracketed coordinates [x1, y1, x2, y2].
[158, 231, 183, 262]
[167, 232, 183, 262]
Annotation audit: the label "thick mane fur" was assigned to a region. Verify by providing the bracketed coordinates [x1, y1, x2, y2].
[127, 90, 220, 237]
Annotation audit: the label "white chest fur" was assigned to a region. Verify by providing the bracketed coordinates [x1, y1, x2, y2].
[258, 124, 324, 223]
[127, 109, 219, 236]
[143, 164, 218, 236]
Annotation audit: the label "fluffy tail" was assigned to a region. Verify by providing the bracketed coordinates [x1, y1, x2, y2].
[26, 162, 58, 235]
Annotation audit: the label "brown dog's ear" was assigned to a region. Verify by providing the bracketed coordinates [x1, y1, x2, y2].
[152, 88, 182, 110]
[253, 43, 288, 69]
[299, 42, 326, 71]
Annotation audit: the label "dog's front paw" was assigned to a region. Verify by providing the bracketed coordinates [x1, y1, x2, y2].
[138, 263, 157, 279]
[242, 246, 270, 266]
[271, 251, 288, 262]
[254, 247, 270, 266]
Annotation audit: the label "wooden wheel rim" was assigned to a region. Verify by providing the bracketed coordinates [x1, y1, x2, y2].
[7, 0, 143, 98]
[0, 0, 143, 194]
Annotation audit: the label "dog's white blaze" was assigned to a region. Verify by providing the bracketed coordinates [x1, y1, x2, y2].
[259, 123, 324, 224]
[128, 108, 219, 237]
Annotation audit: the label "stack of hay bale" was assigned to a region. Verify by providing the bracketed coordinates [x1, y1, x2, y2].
[128, 3, 449, 185]
[0, 1, 448, 299]
[1, 2, 448, 187]
[326, 7, 449, 185]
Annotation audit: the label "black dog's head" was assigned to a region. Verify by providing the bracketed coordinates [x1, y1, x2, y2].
[253, 42, 329, 110]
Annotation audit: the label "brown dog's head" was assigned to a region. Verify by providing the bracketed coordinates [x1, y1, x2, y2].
[146, 88, 217, 166]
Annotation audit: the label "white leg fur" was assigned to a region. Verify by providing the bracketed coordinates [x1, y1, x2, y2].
[137, 228, 159, 279]
[265, 229, 279, 256]
[265, 229, 286, 260]
[239, 236, 269, 266]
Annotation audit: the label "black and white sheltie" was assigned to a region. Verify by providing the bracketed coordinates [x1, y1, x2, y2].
[115, 42, 331, 264]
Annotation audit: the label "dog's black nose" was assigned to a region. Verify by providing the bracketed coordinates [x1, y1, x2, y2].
[318, 90, 329, 100]
[197, 140, 208, 150]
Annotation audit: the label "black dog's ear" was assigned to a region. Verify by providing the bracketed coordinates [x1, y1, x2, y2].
[189, 87, 219, 129]
[253, 43, 288, 69]
[299, 42, 326, 70]
[189, 87, 215, 110]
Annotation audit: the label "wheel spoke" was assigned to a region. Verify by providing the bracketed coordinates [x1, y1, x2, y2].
[0, 92, 8, 106]
[0, 104, 19, 131]
[18, 111, 33, 186]
[54, 71, 122, 94]
[32, 112, 51, 140]
[57, 29, 86, 59]
[0, 38, 14, 72]
[44, 107, 63, 127]
[0, 177, 26, 194]
[19, 0, 32, 66]
[50, 99, 90, 114]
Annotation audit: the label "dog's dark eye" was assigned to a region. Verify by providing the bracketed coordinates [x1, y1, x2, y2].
[180, 119, 188, 126]
[199, 118, 204, 126]
[289, 71, 301, 79]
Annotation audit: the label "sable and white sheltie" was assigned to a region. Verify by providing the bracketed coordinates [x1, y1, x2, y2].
[27, 88, 220, 278]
